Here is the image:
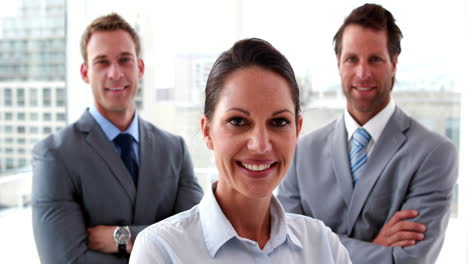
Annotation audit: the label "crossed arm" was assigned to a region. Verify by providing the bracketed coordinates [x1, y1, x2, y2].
[32, 148, 129, 263]
[278, 140, 458, 264]
[32, 136, 202, 263]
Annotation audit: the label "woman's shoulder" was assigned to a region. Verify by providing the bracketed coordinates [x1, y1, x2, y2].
[285, 212, 325, 225]
[284, 212, 335, 239]
[284, 212, 350, 262]
[140, 205, 201, 240]
[131, 205, 207, 263]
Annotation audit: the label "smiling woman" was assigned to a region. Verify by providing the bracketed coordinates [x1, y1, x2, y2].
[129, 38, 352, 263]
[203, 66, 299, 206]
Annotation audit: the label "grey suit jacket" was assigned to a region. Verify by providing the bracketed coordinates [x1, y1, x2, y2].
[278, 106, 458, 264]
[32, 111, 203, 264]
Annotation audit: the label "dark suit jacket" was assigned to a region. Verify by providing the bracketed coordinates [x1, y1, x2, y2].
[278, 106, 458, 264]
[32, 111, 203, 263]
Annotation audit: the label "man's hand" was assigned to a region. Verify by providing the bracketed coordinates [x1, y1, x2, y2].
[88, 225, 134, 254]
[372, 210, 426, 247]
[88, 225, 118, 253]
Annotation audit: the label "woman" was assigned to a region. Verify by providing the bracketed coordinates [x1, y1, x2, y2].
[130, 38, 351, 263]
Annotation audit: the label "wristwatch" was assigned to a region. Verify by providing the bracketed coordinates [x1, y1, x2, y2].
[113, 226, 131, 255]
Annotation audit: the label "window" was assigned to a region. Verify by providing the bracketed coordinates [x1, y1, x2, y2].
[16, 88, 25, 106]
[4, 126, 13, 133]
[42, 87, 51, 106]
[56, 112, 65, 121]
[17, 126, 25, 134]
[30, 113, 38, 121]
[445, 119, 460, 149]
[42, 126, 52, 134]
[4, 88, 12, 106]
[56, 87, 65, 106]
[4, 112, 13, 120]
[17, 112, 25, 120]
[30, 88, 38, 106]
[42, 113, 52, 121]
[6, 158, 14, 169]
[18, 158, 27, 167]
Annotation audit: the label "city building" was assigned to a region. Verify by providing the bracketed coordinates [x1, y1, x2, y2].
[0, 0, 66, 172]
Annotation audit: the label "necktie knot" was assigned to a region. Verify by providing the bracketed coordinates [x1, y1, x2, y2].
[352, 128, 371, 149]
[114, 133, 138, 186]
[114, 133, 134, 152]
[349, 128, 371, 186]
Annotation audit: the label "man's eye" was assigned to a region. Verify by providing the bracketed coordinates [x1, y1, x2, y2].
[345, 57, 357, 63]
[119, 57, 131, 63]
[370, 56, 382, 62]
[96, 60, 108, 65]
[271, 118, 290, 127]
[228, 117, 246, 126]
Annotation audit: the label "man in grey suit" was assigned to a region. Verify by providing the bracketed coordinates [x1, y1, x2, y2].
[278, 4, 458, 264]
[32, 13, 203, 263]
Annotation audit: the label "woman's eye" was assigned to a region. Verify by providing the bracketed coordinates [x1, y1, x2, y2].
[228, 117, 246, 126]
[271, 118, 290, 127]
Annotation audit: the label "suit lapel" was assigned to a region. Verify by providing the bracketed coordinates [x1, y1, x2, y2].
[77, 111, 136, 205]
[331, 115, 354, 207]
[133, 119, 161, 222]
[347, 107, 409, 233]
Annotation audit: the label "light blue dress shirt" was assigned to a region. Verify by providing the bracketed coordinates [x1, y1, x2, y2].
[130, 182, 351, 263]
[88, 106, 140, 164]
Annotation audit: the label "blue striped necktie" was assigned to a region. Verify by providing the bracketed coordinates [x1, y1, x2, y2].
[349, 128, 371, 186]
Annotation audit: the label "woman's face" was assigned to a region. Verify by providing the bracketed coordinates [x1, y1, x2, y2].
[202, 66, 302, 200]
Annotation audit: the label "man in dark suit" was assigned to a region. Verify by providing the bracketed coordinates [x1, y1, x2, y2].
[278, 4, 458, 263]
[32, 13, 203, 263]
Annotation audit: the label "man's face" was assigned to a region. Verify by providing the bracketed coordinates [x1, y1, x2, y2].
[80, 29, 144, 118]
[337, 24, 397, 125]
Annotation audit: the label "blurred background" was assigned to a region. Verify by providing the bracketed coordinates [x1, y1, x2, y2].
[0, 0, 466, 262]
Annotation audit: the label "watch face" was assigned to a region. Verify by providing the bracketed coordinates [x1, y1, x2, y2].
[114, 227, 131, 244]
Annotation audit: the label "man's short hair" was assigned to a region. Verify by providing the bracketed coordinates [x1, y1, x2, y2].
[80, 13, 141, 64]
[333, 3, 403, 59]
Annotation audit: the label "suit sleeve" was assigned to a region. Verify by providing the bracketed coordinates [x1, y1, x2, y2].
[173, 137, 204, 213]
[32, 146, 126, 264]
[339, 139, 458, 264]
[277, 148, 306, 215]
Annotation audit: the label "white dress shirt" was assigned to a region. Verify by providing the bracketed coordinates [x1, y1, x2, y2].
[344, 99, 396, 157]
[130, 182, 351, 264]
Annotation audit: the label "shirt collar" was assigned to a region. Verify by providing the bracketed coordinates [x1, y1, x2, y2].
[266, 194, 303, 253]
[199, 181, 302, 258]
[88, 105, 139, 143]
[344, 98, 395, 143]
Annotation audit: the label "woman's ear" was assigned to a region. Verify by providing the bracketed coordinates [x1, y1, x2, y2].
[201, 115, 213, 150]
[296, 115, 303, 138]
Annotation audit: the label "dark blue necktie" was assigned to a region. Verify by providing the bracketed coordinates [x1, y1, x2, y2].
[114, 133, 138, 186]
